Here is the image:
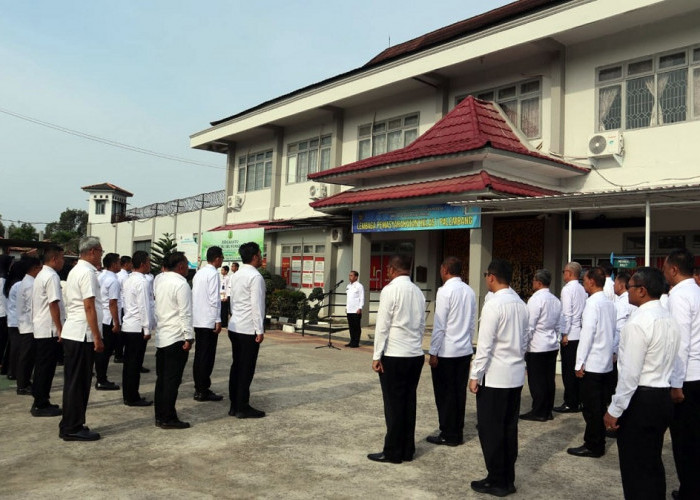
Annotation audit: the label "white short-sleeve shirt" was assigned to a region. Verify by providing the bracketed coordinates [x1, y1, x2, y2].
[32, 265, 65, 338]
[62, 259, 103, 342]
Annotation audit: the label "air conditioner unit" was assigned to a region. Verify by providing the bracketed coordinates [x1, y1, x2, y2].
[309, 183, 328, 200]
[330, 227, 344, 244]
[227, 195, 243, 210]
[587, 131, 623, 157]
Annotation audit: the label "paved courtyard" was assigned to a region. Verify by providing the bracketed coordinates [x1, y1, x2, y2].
[0, 328, 679, 499]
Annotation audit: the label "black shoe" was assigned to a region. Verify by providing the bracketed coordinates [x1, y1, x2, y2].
[95, 381, 120, 391]
[124, 398, 153, 407]
[113, 356, 124, 364]
[566, 445, 604, 458]
[155, 419, 163, 427]
[367, 452, 402, 464]
[344, 343, 353, 347]
[17, 386, 32, 395]
[519, 412, 548, 422]
[158, 419, 190, 429]
[236, 407, 265, 419]
[7, 374, 16, 380]
[140, 366, 150, 373]
[547, 413, 554, 420]
[60, 428, 101, 441]
[470, 478, 514, 497]
[553, 404, 580, 413]
[672, 490, 679, 500]
[31, 405, 62, 417]
[426, 435, 459, 447]
[349, 344, 360, 348]
[194, 390, 224, 402]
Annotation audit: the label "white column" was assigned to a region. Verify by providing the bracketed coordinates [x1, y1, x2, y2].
[568, 209, 573, 263]
[645, 200, 651, 265]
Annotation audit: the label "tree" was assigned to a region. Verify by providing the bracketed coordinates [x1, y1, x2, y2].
[45, 208, 88, 254]
[150, 233, 177, 274]
[8, 222, 39, 241]
[0, 214, 5, 238]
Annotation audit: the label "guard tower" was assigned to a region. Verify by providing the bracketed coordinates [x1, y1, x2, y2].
[81, 183, 133, 232]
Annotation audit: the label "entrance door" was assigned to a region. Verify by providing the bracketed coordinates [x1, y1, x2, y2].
[493, 218, 544, 300]
[442, 230, 471, 284]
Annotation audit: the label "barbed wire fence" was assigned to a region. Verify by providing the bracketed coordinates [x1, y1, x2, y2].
[112, 190, 225, 223]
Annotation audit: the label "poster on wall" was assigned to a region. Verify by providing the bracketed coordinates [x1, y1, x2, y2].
[281, 256, 291, 284]
[314, 257, 325, 288]
[290, 256, 301, 287]
[200, 228, 264, 264]
[177, 234, 200, 269]
[302, 255, 314, 288]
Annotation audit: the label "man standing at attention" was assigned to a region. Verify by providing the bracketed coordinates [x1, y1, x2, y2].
[95, 252, 121, 391]
[567, 266, 616, 458]
[114, 255, 132, 364]
[345, 270, 364, 348]
[554, 262, 587, 414]
[521, 269, 562, 422]
[228, 242, 266, 419]
[192, 246, 224, 402]
[426, 256, 475, 446]
[663, 248, 700, 500]
[59, 236, 104, 441]
[368, 255, 425, 464]
[15, 256, 42, 395]
[220, 265, 230, 329]
[604, 267, 680, 500]
[469, 259, 528, 497]
[31, 244, 65, 417]
[153, 252, 194, 429]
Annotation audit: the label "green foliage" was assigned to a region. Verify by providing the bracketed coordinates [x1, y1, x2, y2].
[259, 268, 287, 309]
[268, 289, 309, 323]
[0, 214, 5, 238]
[8, 222, 39, 241]
[45, 208, 88, 254]
[150, 233, 177, 274]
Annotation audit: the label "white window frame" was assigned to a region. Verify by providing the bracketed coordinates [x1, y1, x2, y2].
[286, 135, 332, 184]
[95, 199, 106, 215]
[237, 150, 273, 193]
[357, 112, 419, 160]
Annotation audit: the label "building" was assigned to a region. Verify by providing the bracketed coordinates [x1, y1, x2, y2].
[188, 0, 700, 323]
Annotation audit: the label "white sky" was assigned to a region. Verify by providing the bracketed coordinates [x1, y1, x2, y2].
[0, 0, 511, 230]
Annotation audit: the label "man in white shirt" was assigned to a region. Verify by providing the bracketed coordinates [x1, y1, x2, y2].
[121, 251, 154, 407]
[604, 267, 680, 500]
[427, 256, 475, 447]
[228, 242, 266, 419]
[368, 254, 425, 465]
[114, 255, 132, 363]
[192, 246, 224, 402]
[59, 236, 104, 442]
[16, 256, 42, 395]
[603, 262, 615, 301]
[610, 270, 637, 411]
[469, 259, 528, 497]
[31, 245, 65, 417]
[0, 255, 14, 377]
[220, 265, 231, 328]
[663, 248, 700, 499]
[153, 252, 194, 429]
[95, 253, 121, 391]
[521, 269, 562, 422]
[567, 266, 616, 458]
[554, 261, 587, 414]
[345, 270, 365, 348]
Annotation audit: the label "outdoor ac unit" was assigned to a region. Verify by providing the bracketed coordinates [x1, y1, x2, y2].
[587, 131, 623, 157]
[309, 183, 328, 199]
[330, 227, 344, 244]
[227, 195, 243, 210]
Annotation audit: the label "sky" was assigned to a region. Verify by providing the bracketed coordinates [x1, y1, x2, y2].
[0, 0, 511, 231]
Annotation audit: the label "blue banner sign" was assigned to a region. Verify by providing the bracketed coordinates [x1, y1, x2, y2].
[352, 205, 481, 233]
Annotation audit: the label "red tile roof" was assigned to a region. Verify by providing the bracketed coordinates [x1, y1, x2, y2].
[81, 183, 134, 196]
[310, 171, 559, 209]
[309, 96, 586, 181]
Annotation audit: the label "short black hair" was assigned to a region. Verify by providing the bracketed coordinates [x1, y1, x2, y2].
[667, 248, 694, 276]
[132, 251, 149, 269]
[487, 259, 512, 285]
[350, 270, 359, 278]
[102, 252, 120, 269]
[23, 255, 41, 271]
[533, 269, 552, 287]
[615, 270, 632, 287]
[222, 265, 230, 272]
[166, 251, 187, 270]
[239, 242, 261, 264]
[441, 256, 462, 276]
[206, 246, 223, 262]
[120, 255, 132, 266]
[389, 254, 412, 273]
[601, 261, 613, 276]
[631, 267, 665, 299]
[42, 244, 64, 264]
[586, 266, 606, 288]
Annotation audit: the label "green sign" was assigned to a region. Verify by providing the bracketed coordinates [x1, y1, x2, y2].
[200, 228, 264, 262]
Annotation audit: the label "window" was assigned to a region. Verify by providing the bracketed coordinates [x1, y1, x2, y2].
[597, 46, 700, 131]
[357, 113, 419, 160]
[287, 135, 332, 184]
[458, 79, 542, 139]
[95, 199, 106, 215]
[237, 150, 273, 193]
[133, 240, 151, 254]
[280, 243, 326, 288]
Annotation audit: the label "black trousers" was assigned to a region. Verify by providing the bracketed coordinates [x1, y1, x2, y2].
[94, 323, 116, 383]
[560, 340, 581, 408]
[220, 299, 229, 328]
[113, 309, 125, 359]
[0, 316, 8, 374]
[526, 350, 558, 418]
[154, 341, 189, 423]
[193, 327, 219, 393]
[346, 313, 362, 346]
[580, 370, 612, 454]
[379, 355, 424, 461]
[617, 387, 672, 500]
[16, 332, 35, 389]
[122, 331, 146, 403]
[59, 339, 95, 435]
[671, 380, 700, 499]
[6, 326, 20, 378]
[431, 354, 471, 443]
[32, 337, 60, 408]
[228, 332, 260, 413]
[476, 385, 522, 488]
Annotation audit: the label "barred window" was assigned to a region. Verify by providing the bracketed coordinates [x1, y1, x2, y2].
[287, 135, 332, 184]
[357, 113, 419, 160]
[237, 150, 273, 193]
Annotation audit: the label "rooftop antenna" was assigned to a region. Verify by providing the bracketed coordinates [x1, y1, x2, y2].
[388, 35, 391, 47]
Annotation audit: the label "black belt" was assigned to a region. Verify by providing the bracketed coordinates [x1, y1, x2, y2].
[636, 386, 669, 392]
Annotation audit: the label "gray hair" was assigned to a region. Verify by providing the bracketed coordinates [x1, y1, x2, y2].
[533, 269, 552, 287]
[565, 261, 582, 278]
[79, 236, 101, 255]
